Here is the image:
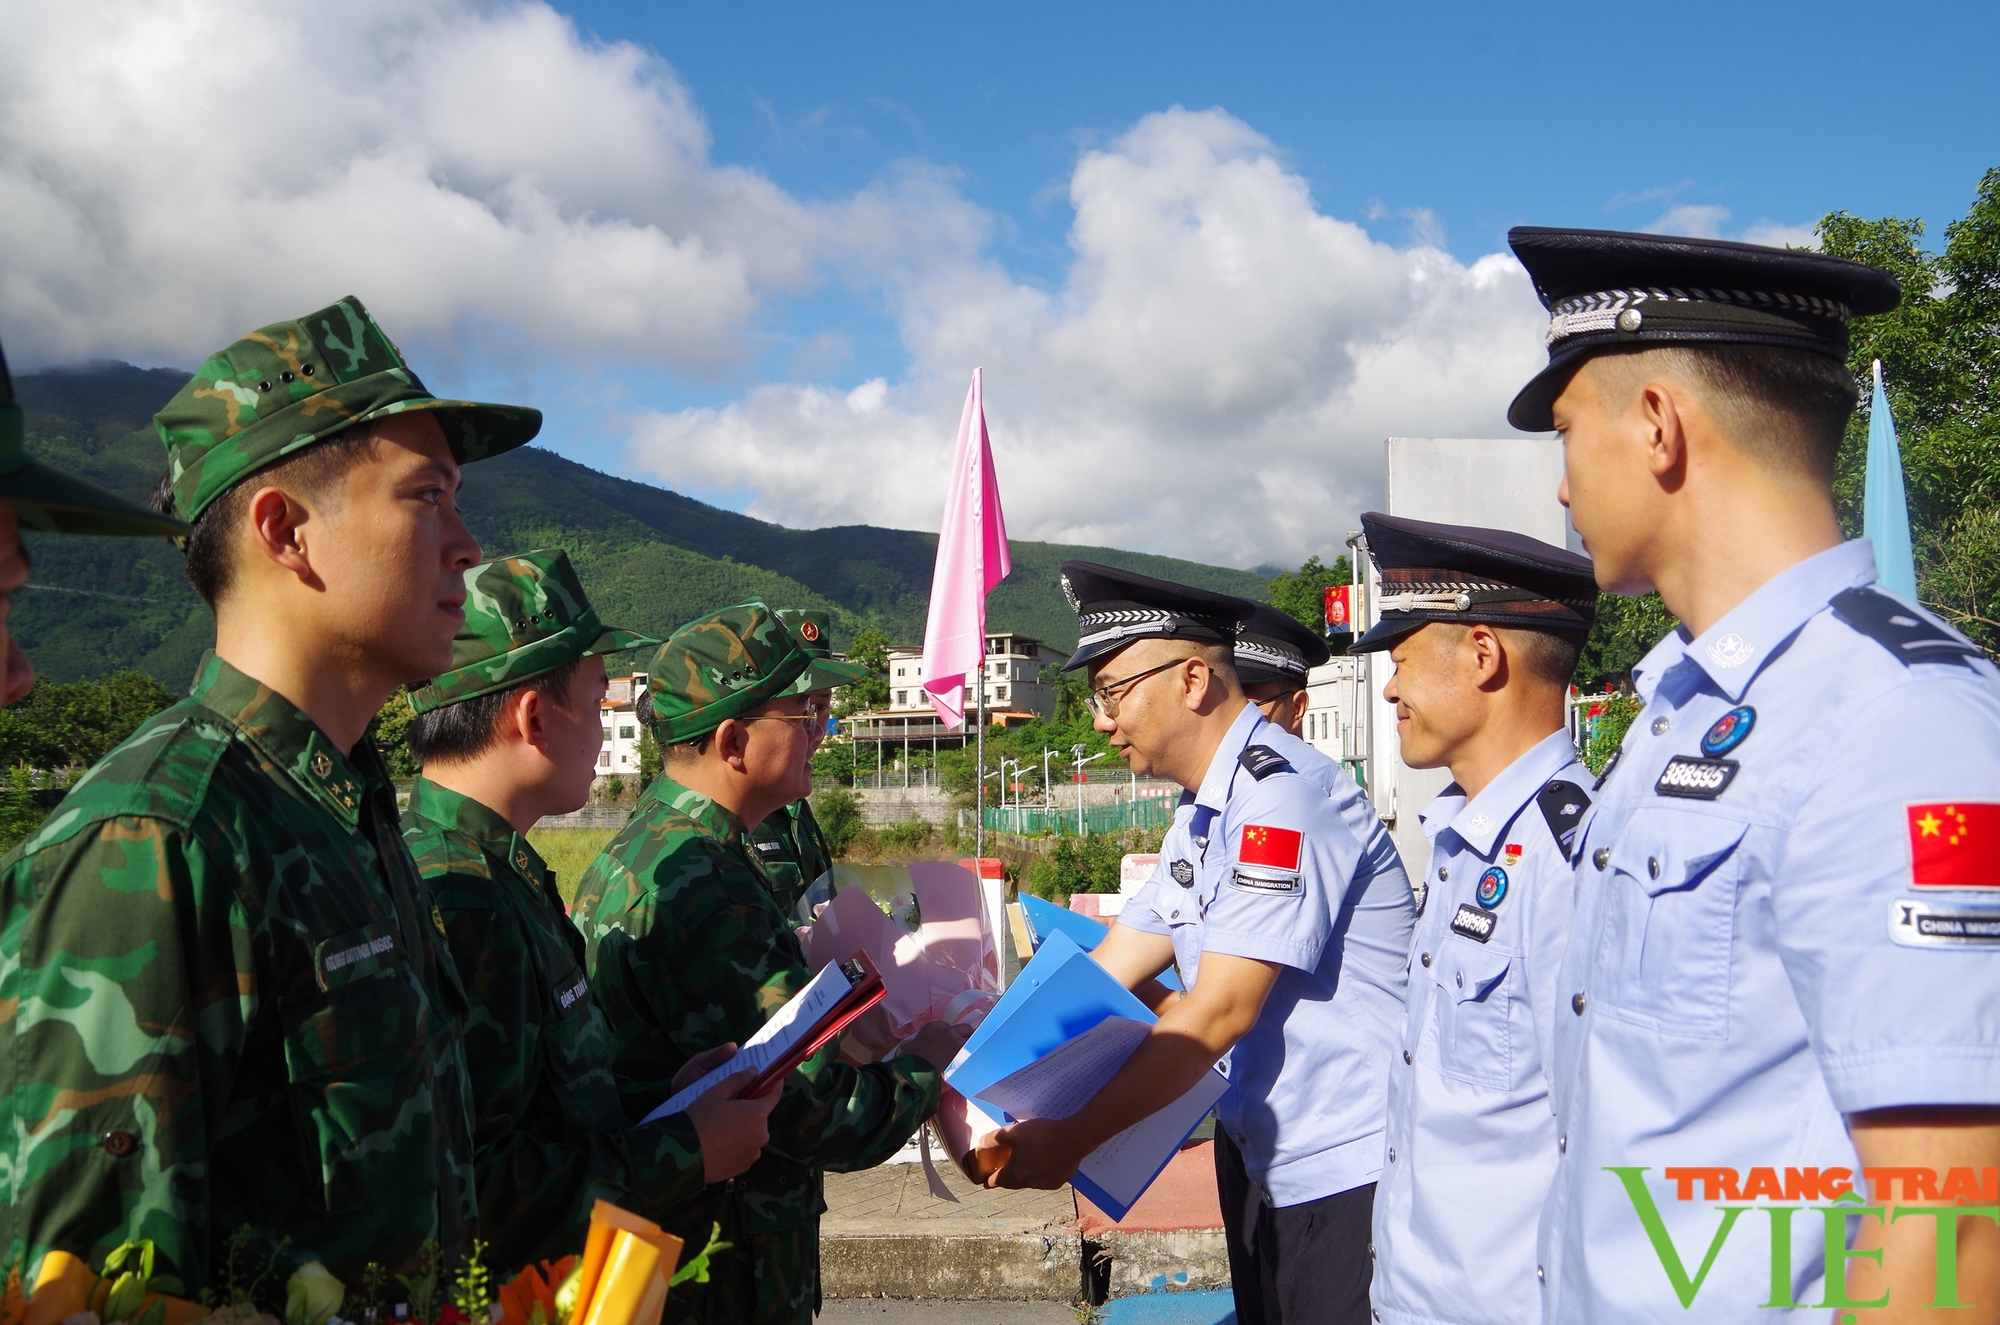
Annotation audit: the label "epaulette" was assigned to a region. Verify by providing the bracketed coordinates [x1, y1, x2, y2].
[1239, 745, 1294, 780]
[1830, 587, 1983, 666]
[1537, 779, 1591, 865]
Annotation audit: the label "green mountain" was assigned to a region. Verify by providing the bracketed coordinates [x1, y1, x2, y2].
[10, 363, 1272, 688]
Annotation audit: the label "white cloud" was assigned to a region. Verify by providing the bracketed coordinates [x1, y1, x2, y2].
[629, 109, 1549, 567]
[1646, 203, 1734, 238]
[0, 4, 1557, 568]
[0, 0, 815, 373]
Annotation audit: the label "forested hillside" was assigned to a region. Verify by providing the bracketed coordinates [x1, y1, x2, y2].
[9, 364, 1271, 687]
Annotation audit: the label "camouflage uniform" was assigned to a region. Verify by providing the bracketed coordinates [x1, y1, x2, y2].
[747, 609, 862, 919]
[571, 603, 940, 1325]
[0, 654, 479, 1291]
[0, 299, 537, 1290]
[747, 800, 833, 920]
[403, 551, 703, 1274]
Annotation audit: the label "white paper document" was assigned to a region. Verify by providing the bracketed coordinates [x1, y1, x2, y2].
[641, 960, 852, 1123]
[972, 1017, 1229, 1214]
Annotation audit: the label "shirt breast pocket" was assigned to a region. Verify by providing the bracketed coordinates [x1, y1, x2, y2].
[1597, 808, 1750, 1039]
[281, 926, 434, 1214]
[1432, 937, 1513, 1088]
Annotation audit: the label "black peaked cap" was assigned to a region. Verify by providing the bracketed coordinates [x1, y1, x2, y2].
[1349, 512, 1599, 654]
[1059, 561, 1254, 673]
[1506, 227, 1901, 432]
[1235, 600, 1332, 687]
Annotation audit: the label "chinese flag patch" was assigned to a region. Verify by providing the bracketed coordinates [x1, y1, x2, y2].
[1240, 824, 1303, 871]
[1908, 803, 2000, 887]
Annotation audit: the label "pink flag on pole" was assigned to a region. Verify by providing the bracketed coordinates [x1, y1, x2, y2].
[921, 368, 1011, 728]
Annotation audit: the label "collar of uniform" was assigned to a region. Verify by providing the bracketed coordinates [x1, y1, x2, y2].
[645, 773, 748, 844]
[1680, 539, 1878, 700]
[1439, 728, 1580, 857]
[1191, 702, 1270, 813]
[405, 775, 551, 890]
[188, 651, 375, 828]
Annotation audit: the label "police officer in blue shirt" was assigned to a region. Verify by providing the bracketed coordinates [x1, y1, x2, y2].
[1345, 513, 1598, 1325]
[983, 563, 1414, 1325]
[1509, 227, 2000, 1321]
[1235, 601, 1332, 737]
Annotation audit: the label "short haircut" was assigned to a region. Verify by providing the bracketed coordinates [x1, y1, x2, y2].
[150, 425, 383, 609]
[1497, 625, 1586, 689]
[1592, 345, 1858, 481]
[407, 658, 583, 766]
[663, 728, 713, 765]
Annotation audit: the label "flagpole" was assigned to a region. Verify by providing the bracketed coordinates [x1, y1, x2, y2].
[975, 665, 986, 860]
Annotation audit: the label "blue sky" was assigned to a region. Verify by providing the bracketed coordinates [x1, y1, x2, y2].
[5, 0, 1996, 566]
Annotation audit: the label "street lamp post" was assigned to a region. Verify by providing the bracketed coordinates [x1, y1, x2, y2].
[1071, 744, 1105, 834]
[1041, 748, 1057, 810]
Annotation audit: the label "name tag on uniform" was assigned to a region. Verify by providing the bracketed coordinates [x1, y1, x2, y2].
[755, 841, 786, 854]
[1655, 755, 1739, 799]
[556, 971, 590, 1011]
[1449, 903, 1498, 943]
[314, 921, 403, 990]
[1889, 897, 2000, 948]
[1231, 866, 1302, 895]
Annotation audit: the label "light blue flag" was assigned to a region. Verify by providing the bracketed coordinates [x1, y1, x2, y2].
[1863, 359, 1919, 600]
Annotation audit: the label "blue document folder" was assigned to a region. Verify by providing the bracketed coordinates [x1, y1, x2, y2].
[1017, 894, 1181, 990]
[948, 931, 1220, 1220]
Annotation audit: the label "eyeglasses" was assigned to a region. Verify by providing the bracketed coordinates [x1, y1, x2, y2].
[744, 699, 832, 738]
[1086, 657, 1195, 719]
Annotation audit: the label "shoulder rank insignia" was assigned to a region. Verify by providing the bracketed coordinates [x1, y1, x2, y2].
[1239, 745, 1294, 780]
[1831, 587, 1983, 665]
[1537, 779, 1592, 862]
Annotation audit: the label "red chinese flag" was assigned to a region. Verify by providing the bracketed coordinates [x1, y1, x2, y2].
[1908, 803, 2000, 887]
[1240, 823, 1303, 871]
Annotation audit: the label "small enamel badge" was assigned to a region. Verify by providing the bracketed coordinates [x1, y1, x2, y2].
[1502, 843, 1523, 866]
[1701, 706, 1756, 757]
[1476, 867, 1508, 908]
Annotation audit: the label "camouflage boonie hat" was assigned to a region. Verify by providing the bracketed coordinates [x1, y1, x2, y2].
[153, 296, 542, 522]
[647, 600, 812, 744]
[774, 607, 869, 695]
[0, 334, 187, 538]
[406, 549, 662, 714]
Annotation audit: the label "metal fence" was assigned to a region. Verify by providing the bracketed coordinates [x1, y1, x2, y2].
[982, 797, 1177, 836]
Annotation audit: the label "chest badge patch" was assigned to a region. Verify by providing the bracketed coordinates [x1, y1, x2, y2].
[1170, 858, 1196, 886]
[1701, 706, 1757, 757]
[1240, 824, 1303, 871]
[1656, 755, 1739, 799]
[1502, 843, 1522, 866]
[1450, 902, 1498, 943]
[1476, 866, 1509, 908]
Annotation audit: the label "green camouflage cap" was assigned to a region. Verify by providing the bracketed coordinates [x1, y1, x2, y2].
[773, 607, 870, 694]
[0, 334, 188, 538]
[406, 548, 662, 714]
[647, 599, 813, 744]
[153, 295, 542, 522]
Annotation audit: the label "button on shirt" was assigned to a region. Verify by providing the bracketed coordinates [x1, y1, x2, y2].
[1540, 541, 2000, 1322]
[1119, 705, 1414, 1206]
[1371, 730, 1586, 1325]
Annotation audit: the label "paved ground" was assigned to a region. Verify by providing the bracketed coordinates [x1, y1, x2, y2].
[818, 1303, 1080, 1323]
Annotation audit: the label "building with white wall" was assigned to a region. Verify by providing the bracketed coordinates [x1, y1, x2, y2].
[881, 631, 1061, 723]
[598, 672, 648, 777]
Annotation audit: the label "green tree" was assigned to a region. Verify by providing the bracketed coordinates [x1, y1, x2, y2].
[1575, 594, 1679, 691]
[0, 671, 178, 770]
[1264, 554, 1353, 631]
[638, 725, 660, 786]
[812, 784, 865, 855]
[1819, 167, 2000, 654]
[367, 693, 418, 779]
[834, 628, 891, 717]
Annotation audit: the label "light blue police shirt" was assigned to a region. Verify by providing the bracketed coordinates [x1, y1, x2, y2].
[1371, 729, 1588, 1325]
[1119, 703, 1414, 1206]
[1540, 540, 2000, 1323]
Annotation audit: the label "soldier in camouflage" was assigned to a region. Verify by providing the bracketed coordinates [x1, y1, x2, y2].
[0, 298, 537, 1295]
[400, 548, 778, 1274]
[571, 602, 966, 1325]
[747, 609, 866, 917]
